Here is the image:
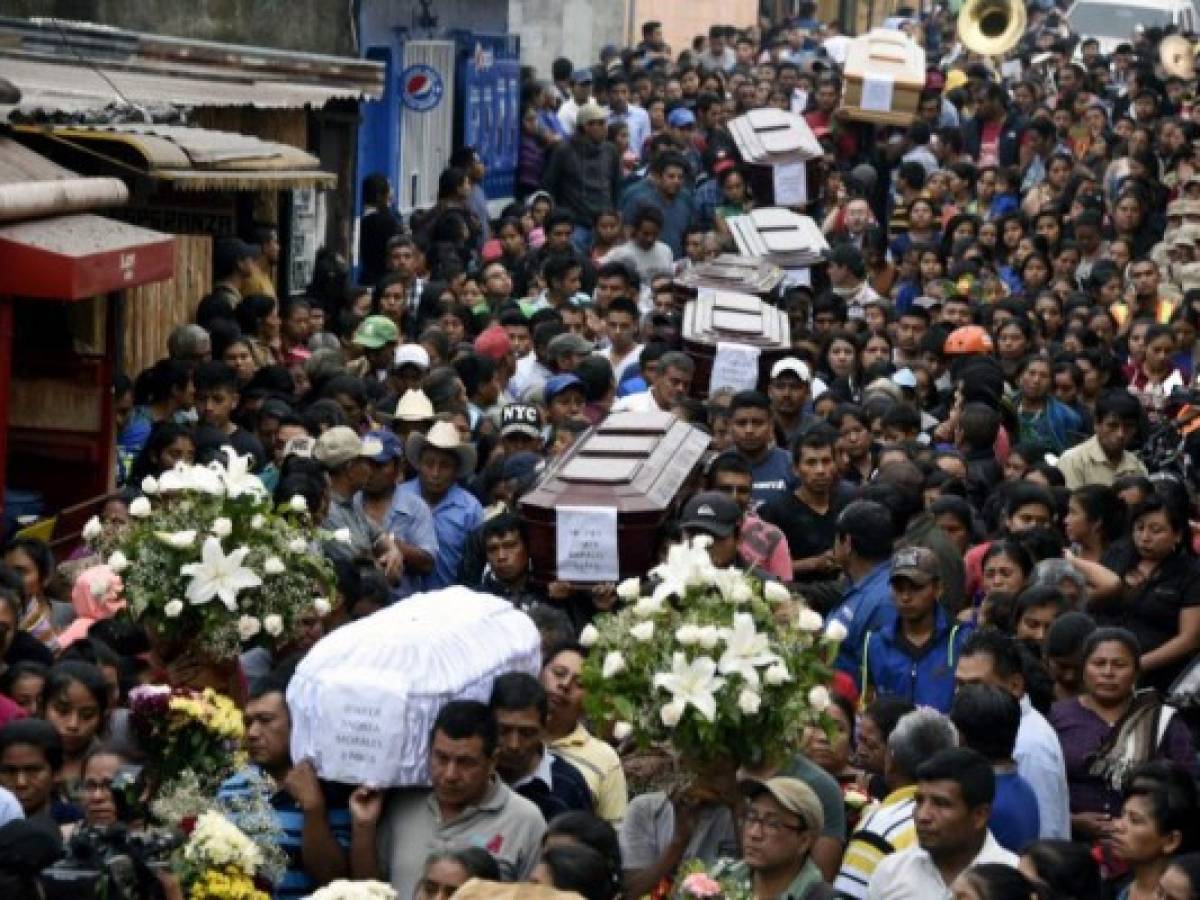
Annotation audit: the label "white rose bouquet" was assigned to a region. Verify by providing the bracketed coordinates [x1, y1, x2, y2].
[87, 450, 334, 660]
[581, 536, 841, 768]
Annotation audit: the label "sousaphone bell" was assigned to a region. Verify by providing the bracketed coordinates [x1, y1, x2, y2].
[1160, 34, 1196, 81]
[957, 0, 1027, 56]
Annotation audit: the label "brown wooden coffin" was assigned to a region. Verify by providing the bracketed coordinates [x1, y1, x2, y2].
[682, 290, 792, 398]
[519, 412, 710, 582]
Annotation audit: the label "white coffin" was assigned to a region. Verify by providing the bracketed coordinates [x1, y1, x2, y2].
[287, 588, 541, 787]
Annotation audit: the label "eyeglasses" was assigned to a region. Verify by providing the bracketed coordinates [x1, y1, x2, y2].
[739, 809, 805, 835]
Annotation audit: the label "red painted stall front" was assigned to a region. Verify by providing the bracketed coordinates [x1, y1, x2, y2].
[0, 213, 174, 532]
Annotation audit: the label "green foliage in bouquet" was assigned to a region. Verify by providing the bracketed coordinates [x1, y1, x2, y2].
[581, 536, 845, 769]
[90, 450, 336, 660]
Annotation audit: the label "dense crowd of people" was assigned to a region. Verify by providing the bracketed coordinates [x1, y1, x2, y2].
[5, 2, 1200, 899]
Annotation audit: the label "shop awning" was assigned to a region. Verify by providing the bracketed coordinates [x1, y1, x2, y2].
[16, 123, 337, 191]
[0, 213, 175, 299]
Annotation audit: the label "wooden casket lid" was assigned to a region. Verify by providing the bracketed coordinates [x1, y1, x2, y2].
[844, 29, 926, 89]
[519, 412, 709, 516]
[682, 290, 792, 351]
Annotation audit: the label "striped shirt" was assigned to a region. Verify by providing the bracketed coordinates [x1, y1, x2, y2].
[218, 766, 351, 900]
[833, 785, 918, 900]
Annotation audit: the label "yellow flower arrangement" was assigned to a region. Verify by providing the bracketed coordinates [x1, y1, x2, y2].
[169, 688, 245, 742]
[187, 866, 268, 900]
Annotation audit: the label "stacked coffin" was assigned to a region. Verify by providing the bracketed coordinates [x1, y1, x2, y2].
[674, 254, 786, 298]
[682, 290, 792, 398]
[727, 108, 823, 166]
[727, 207, 830, 268]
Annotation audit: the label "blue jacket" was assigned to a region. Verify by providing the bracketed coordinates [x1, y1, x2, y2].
[862, 605, 973, 713]
[832, 562, 894, 677]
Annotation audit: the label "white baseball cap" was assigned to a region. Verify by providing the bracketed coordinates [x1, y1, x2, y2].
[394, 343, 431, 370]
[770, 357, 811, 383]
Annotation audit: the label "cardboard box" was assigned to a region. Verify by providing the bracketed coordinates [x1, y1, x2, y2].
[842, 29, 926, 126]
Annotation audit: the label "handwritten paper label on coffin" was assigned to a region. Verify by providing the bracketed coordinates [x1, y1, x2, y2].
[557, 505, 619, 582]
[709, 341, 762, 397]
[773, 161, 808, 207]
[861, 74, 895, 112]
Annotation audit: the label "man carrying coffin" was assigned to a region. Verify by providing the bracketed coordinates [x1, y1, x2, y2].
[218, 676, 352, 899]
[349, 700, 545, 897]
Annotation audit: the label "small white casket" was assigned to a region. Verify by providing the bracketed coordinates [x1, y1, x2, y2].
[287, 588, 541, 787]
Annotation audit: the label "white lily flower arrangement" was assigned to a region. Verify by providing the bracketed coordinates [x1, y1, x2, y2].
[87, 449, 335, 660]
[582, 535, 841, 768]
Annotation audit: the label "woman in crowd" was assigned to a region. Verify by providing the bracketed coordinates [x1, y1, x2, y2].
[1049, 628, 1194, 843]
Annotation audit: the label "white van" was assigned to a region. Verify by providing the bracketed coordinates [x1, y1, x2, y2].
[1066, 0, 1196, 55]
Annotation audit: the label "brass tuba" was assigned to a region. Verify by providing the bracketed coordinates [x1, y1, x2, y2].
[1160, 34, 1196, 81]
[957, 0, 1028, 56]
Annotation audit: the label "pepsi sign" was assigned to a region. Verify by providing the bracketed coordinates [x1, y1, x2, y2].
[400, 63, 445, 112]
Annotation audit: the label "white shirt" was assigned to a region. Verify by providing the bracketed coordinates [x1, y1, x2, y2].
[867, 832, 1017, 900]
[609, 104, 651, 159]
[558, 97, 585, 133]
[0, 786, 22, 827]
[1015, 695, 1072, 839]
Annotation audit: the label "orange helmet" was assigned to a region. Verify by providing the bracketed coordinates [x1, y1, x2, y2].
[943, 325, 994, 355]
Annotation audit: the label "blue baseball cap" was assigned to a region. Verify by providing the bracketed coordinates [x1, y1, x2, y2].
[667, 107, 696, 128]
[544, 373, 585, 404]
[365, 429, 403, 463]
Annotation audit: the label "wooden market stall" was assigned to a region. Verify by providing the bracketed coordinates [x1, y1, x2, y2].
[12, 123, 335, 377]
[0, 136, 174, 534]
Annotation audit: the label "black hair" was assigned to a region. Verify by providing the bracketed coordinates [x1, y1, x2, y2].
[0, 662, 47, 701]
[957, 403, 1000, 450]
[1, 537, 53, 584]
[0, 718, 63, 772]
[1081, 626, 1141, 669]
[1005, 483, 1056, 521]
[834, 500, 895, 561]
[538, 843, 617, 900]
[422, 847, 501, 882]
[950, 684, 1021, 762]
[965, 865, 1039, 900]
[1070, 485, 1127, 544]
[728, 390, 770, 415]
[431, 700, 498, 757]
[546, 811, 624, 897]
[707, 451, 753, 481]
[791, 424, 839, 463]
[914, 747, 995, 808]
[1123, 761, 1200, 853]
[1021, 840, 1101, 900]
[863, 696, 915, 740]
[43, 660, 110, 720]
[193, 360, 240, 395]
[960, 629, 1025, 681]
[489, 671, 547, 721]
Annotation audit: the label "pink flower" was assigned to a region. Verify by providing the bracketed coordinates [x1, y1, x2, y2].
[681, 872, 723, 898]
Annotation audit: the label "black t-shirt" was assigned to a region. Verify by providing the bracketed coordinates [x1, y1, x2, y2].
[760, 485, 853, 580]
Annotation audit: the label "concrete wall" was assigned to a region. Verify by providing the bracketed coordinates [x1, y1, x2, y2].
[628, 0, 759, 60]
[1, 0, 356, 55]
[359, 0, 509, 42]
[510, 0, 630, 77]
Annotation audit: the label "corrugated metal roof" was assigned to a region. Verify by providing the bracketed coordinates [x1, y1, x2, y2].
[1, 55, 366, 112]
[13, 123, 336, 191]
[0, 16, 384, 113]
